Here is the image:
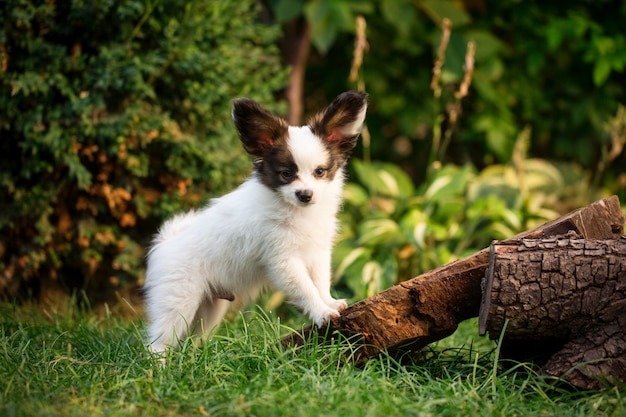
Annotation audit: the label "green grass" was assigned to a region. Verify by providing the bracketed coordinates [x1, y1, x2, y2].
[1, 302, 625, 417]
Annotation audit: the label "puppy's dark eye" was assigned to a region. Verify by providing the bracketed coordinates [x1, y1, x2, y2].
[280, 170, 294, 180]
[313, 168, 327, 178]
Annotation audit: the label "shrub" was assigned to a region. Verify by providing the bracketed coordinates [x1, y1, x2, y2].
[333, 154, 589, 300]
[0, 0, 287, 302]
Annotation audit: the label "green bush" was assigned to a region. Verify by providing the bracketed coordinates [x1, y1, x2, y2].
[333, 154, 590, 300]
[0, 0, 287, 301]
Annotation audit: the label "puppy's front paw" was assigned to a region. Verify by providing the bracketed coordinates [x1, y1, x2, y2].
[328, 298, 348, 312]
[330, 298, 348, 313]
[312, 307, 340, 327]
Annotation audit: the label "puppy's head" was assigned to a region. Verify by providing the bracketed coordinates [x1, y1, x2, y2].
[232, 91, 368, 207]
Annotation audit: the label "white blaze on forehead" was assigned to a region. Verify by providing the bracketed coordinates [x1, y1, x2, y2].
[287, 126, 330, 172]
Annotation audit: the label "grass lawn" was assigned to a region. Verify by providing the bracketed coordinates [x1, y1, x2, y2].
[1, 301, 625, 417]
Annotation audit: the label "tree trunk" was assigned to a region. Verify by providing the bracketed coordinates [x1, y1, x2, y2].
[284, 196, 625, 364]
[280, 18, 310, 126]
[479, 236, 626, 390]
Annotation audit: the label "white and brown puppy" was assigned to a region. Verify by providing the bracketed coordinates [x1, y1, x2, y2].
[144, 91, 368, 353]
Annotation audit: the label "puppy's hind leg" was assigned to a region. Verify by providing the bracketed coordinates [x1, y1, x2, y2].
[146, 290, 205, 354]
[192, 297, 231, 341]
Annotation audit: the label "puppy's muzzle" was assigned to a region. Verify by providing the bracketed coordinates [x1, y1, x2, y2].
[295, 189, 313, 204]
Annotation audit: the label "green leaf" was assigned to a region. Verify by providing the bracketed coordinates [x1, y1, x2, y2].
[343, 182, 369, 206]
[380, 0, 416, 35]
[593, 59, 612, 86]
[333, 245, 372, 282]
[423, 164, 473, 202]
[466, 195, 521, 231]
[441, 32, 467, 82]
[399, 209, 429, 248]
[304, 0, 348, 53]
[361, 260, 383, 297]
[352, 159, 414, 198]
[352, 253, 398, 297]
[464, 29, 504, 62]
[475, 115, 516, 161]
[357, 218, 403, 246]
[467, 165, 522, 210]
[377, 252, 398, 291]
[523, 159, 564, 193]
[419, 0, 471, 26]
[63, 154, 93, 190]
[303, 0, 370, 53]
[272, 0, 305, 22]
[545, 18, 567, 51]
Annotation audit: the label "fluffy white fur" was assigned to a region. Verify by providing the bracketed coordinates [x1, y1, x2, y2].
[144, 92, 367, 353]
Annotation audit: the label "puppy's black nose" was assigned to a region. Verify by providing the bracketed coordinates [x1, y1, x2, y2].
[296, 190, 313, 203]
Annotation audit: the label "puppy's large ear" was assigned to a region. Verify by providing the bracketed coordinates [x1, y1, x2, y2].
[309, 91, 368, 155]
[232, 98, 288, 157]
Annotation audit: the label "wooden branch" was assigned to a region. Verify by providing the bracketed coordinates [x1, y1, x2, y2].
[281, 18, 310, 125]
[543, 323, 626, 390]
[283, 196, 625, 363]
[479, 236, 626, 389]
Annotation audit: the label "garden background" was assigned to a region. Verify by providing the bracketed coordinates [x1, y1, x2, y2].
[2, 0, 625, 308]
[2, 1, 626, 415]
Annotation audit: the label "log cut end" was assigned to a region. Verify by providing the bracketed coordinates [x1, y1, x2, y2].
[479, 195, 625, 337]
[479, 236, 626, 389]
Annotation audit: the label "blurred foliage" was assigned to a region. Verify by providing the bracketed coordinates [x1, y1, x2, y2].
[0, 0, 287, 301]
[333, 155, 595, 300]
[288, 0, 625, 197]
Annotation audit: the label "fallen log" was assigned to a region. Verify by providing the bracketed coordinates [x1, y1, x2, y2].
[479, 236, 626, 390]
[283, 196, 625, 363]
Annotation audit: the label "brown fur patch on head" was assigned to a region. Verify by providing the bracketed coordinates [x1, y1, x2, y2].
[232, 98, 289, 157]
[254, 142, 298, 190]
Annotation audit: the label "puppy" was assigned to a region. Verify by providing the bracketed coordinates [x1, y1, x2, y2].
[144, 91, 368, 353]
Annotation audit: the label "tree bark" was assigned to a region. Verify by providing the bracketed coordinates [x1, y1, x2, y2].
[280, 18, 310, 126]
[479, 236, 626, 390]
[284, 196, 625, 363]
